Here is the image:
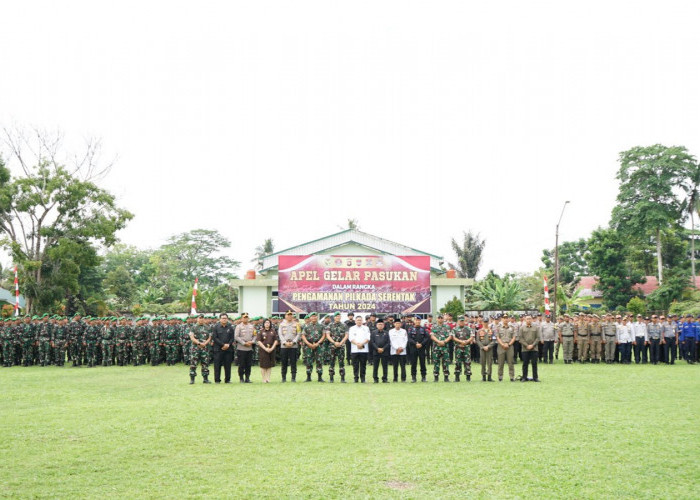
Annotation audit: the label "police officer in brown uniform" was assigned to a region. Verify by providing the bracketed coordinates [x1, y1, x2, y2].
[495, 316, 516, 381]
[475, 324, 495, 382]
[589, 315, 603, 363]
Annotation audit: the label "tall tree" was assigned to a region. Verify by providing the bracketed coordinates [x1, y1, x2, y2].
[610, 144, 695, 285]
[252, 238, 275, 269]
[0, 127, 133, 312]
[449, 230, 486, 278]
[586, 227, 645, 310]
[683, 160, 700, 286]
[541, 238, 589, 286]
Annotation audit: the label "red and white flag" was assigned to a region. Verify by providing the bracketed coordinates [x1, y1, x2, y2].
[190, 277, 198, 315]
[14, 266, 20, 316]
[543, 275, 551, 316]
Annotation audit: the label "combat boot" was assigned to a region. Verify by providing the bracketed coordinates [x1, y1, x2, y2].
[329, 375, 334, 383]
[189, 375, 195, 385]
[482, 375, 486, 382]
[305, 373, 312, 382]
[488, 375, 494, 382]
[411, 377, 417, 383]
[434, 375, 439, 382]
[421, 376, 426, 382]
[340, 374, 346, 383]
[455, 373, 460, 382]
[281, 376, 286, 383]
[466, 375, 471, 382]
[317, 373, 325, 382]
[203, 376, 211, 384]
[444, 375, 450, 382]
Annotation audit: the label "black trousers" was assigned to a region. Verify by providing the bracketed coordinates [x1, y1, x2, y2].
[521, 350, 538, 380]
[542, 341, 554, 363]
[633, 337, 648, 363]
[351, 352, 367, 381]
[663, 338, 676, 364]
[649, 338, 661, 364]
[237, 350, 252, 379]
[408, 348, 426, 378]
[391, 355, 407, 381]
[213, 350, 233, 382]
[280, 348, 298, 379]
[372, 356, 388, 381]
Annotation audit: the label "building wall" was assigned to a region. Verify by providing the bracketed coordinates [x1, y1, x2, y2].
[239, 286, 270, 317]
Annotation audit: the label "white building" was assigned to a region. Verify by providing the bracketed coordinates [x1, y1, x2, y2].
[231, 229, 472, 317]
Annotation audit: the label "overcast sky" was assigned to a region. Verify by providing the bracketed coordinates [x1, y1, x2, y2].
[1, 1, 699, 278]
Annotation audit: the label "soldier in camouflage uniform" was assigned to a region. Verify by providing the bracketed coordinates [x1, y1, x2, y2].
[430, 315, 453, 382]
[165, 318, 180, 365]
[20, 316, 36, 366]
[188, 316, 211, 384]
[2, 319, 14, 367]
[301, 312, 326, 382]
[68, 314, 85, 366]
[37, 315, 53, 366]
[326, 312, 348, 383]
[132, 318, 147, 366]
[101, 318, 115, 366]
[452, 316, 474, 382]
[149, 318, 161, 366]
[115, 318, 128, 366]
[53, 317, 69, 366]
[83, 318, 100, 367]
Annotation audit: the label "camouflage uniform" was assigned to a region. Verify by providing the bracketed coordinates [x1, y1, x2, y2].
[115, 324, 128, 366]
[452, 324, 473, 381]
[133, 322, 147, 366]
[189, 324, 211, 381]
[165, 323, 180, 365]
[84, 323, 100, 367]
[53, 322, 69, 366]
[37, 321, 53, 366]
[326, 320, 348, 382]
[431, 323, 452, 380]
[101, 323, 115, 366]
[302, 322, 325, 380]
[20, 320, 36, 366]
[1, 321, 14, 366]
[68, 319, 85, 366]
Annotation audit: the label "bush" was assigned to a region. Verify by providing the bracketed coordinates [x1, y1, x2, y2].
[626, 297, 647, 316]
[439, 296, 465, 319]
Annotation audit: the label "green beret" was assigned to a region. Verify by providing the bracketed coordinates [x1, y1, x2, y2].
[41, 313, 49, 318]
[333, 312, 341, 317]
[32, 315, 39, 320]
[457, 316, 465, 320]
[309, 312, 317, 317]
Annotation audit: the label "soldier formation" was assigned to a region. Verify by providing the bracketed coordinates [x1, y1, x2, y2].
[1, 311, 698, 385]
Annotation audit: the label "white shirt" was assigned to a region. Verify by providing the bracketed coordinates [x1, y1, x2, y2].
[389, 328, 408, 355]
[632, 321, 648, 341]
[617, 323, 634, 343]
[348, 325, 370, 353]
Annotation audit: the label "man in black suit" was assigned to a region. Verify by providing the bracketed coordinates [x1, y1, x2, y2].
[211, 313, 236, 383]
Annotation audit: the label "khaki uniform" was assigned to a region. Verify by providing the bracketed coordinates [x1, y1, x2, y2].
[475, 329, 496, 380]
[576, 321, 590, 362]
[560, 322, 575, 362]
[589, 322, 602, 361]
[495, 323, 516, 381]
[602, 321, 617, 362]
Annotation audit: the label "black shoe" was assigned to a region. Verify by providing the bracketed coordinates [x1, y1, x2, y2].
[421, 376, 427, 382]
[533, 379, 540, 382]
[434, 375, 439, 382]
[393, 379, 398, 383]
[244, 378, 251, 383]
[382, 379, 388, 383]
[305, 374, 312, 382]
[203, 377, 211, 384]
[444, 376, 450, 382]
[521, 378, 527, 382]
[354, 378, 359, 383]
[215, 381, 221, 384]
[224, 381, 231, 384]
[482, 375, 486, 382]
[374, 379, 379, 383]
[467, 375, 471, 382]
[411, 377, 417, 383]
[281, 377, 286, 383]
[488, 376, 494, 382]
[455, 374, 460, 382]
[498, 378, 503, 382]
[510, 378, 515, 382]
[361, 378, 366, 383]
[291, 377, 296, 383]
[189, 376, 195, 385]
[329, 376, 334, 383]
[340, 376, 346, 383]
[317, 374, 325, 383]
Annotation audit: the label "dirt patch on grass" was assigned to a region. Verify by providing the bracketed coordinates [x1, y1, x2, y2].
[385, 480, 415, 490]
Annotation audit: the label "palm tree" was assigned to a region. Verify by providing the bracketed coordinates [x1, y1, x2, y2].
[449, 231, 486, 278]
[252, 238, 275, 270]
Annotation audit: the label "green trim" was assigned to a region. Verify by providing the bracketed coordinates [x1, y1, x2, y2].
[260, 229, 443, 271]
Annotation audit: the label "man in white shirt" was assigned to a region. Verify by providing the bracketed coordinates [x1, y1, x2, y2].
[617, 316, 634, 364]
[389, 319, 408, 382]
[632, 314, 649, 364]
[348, 316, 370, 383]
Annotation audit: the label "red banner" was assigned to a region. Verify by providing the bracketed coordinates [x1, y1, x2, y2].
[278, 255, 431, 314]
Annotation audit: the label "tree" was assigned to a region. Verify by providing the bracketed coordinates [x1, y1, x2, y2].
[439, 296, 465, 319]
[586, 227, 645, 310]
[683, 160, 700, 286]
[541, 238, 589, 286]
[468, 272, 527, 310]
[0, 127, 133, 313]
[646, 268, 691, 312]
[252, 238, 275, 270]
[626, 297, 647, 316]
[611, 144, 696, 285]
[449, 230, 486, 278]
[158, 229, 239, 288]
[104, 265, 137, 310]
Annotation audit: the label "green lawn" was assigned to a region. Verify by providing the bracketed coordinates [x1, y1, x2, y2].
[1, 361, 698, 499]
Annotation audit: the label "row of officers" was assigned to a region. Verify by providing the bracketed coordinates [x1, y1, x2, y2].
[2, 311, 697, 377]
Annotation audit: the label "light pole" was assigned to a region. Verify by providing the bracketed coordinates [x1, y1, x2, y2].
[553, 201, 570, 321]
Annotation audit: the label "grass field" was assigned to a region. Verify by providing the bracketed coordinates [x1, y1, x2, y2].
[1, 361, 699, 499]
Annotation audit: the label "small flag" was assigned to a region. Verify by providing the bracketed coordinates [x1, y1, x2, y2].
[14, 266, 20, 316]
[543, 275, 551, 316]
[190, 277, 198, 315]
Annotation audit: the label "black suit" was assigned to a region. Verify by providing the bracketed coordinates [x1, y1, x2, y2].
[370, 329, 390, 382]
[211, 323, 235, 383]
[407, 326, 429, 379]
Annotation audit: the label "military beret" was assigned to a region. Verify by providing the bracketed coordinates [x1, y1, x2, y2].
[308, 312, 317, 317]
[333, 312, 341, 316]
[457, 316, 465, 320]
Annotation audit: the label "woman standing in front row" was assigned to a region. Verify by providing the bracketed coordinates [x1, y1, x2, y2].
[257, 319, 278, 383]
